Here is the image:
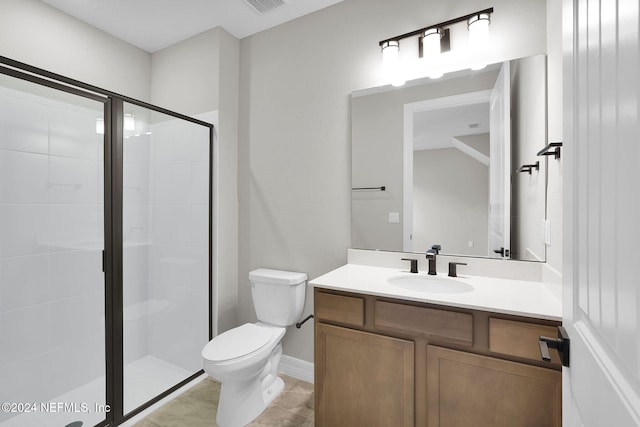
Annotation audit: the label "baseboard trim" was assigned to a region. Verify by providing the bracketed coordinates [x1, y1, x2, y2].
[279, 355, 314, 384]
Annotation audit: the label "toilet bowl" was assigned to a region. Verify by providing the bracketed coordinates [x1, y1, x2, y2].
[202, 268, 307, 427]
[203, 323, 286, 427]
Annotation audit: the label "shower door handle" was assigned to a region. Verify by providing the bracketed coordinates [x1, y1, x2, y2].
[102, 250, 105, 272]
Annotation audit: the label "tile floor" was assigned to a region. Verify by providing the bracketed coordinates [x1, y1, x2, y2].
[133, 375, 314, 427]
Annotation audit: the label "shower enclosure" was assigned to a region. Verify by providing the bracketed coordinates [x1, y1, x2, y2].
[0, 58, 212, 427]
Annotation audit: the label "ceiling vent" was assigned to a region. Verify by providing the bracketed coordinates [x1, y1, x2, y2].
[243, 0, 290, 14]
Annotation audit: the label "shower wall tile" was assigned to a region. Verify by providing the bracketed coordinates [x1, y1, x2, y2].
[0, 304, 49, 366]
[152, 163, 191, 205]
[0, 354, 51, 422]
[123, 278, 149, 307]
[124, 245, 150, 293]
[121, 112, 209, 386]
[124, 135, 150, 167]
[123, 205, 150, 244]
[190, 161, 210, 205]
[189, 247, 209, 292]
[98, 160, 105, 204]
[48, 297, 84, 349]
[47, 332, 105, 397]
[187, 129, 211, 162]
[148, 281, 208, 371]
[0, 149, 49, 204]
[48, 250, 103, 300]
[123, 164, 150, 206]
[124, 317, 149, 365]
[48, 339, 100, 399]
[48, 156, 99, 204]
[49, 109, 100, 161]
[0, 205, 48, 258]
[0, 95, 49, 155]
[150, 124, 187, 166]
[0, 85, 107, 410]
[190, 205, 209, 249]
[0, 254, 50, 312]
[152, 205, 191, 247]
[43, 205, 103, 251]
[148, 244, 196, 287]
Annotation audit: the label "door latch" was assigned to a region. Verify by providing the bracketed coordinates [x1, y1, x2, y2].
[539, 326, 570, 367]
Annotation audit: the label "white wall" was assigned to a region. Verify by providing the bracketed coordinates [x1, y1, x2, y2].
[413, 148, 489, 256]
[151, 29, 221, 115]
[238, 0, 549, 363]
[510, 55, 547, 261]
[544, 0, 563, 281]
[0, 0, 152, 101]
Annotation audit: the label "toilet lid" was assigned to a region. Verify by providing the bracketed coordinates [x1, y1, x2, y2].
[203, 323, 274, 362]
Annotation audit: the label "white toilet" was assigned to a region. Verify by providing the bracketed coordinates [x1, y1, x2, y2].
[202, 268, 307, 427]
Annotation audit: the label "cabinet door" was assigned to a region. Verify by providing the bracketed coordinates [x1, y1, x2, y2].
[427, 346, 561, 427]
[315, 323, 414, 427]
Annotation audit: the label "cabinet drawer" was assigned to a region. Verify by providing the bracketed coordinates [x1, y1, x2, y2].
[489, 318, 560, 364]
[374, 300, 473, 347]
[315, 291, 365, 327]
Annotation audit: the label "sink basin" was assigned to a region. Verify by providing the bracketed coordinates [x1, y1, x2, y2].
[387, 275, 474, 294]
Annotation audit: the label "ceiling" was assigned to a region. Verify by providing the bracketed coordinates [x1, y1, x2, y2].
[413, 102, 490, 151]
[40, 0, 344, 53]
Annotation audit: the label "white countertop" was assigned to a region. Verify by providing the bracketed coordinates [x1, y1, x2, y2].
[310, 264, 562, 321]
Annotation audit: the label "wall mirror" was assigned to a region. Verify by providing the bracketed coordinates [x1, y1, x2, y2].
[351, 54, 547, 261]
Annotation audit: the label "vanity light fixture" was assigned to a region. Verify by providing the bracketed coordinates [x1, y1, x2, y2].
[468, 12, 491, 69]
[381, 40, 405, 87]
[422, 28, 445, 79]
[422, 28, 443, 59]
[379, 7, 493, 85]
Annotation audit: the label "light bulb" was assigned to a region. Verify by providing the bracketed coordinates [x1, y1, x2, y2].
[381, 40, 400, 65]
[468, 13, 490, 52]
[468, 13, 490, 70]
[422, 28, 442, 59]
[381, 40, 405, 86]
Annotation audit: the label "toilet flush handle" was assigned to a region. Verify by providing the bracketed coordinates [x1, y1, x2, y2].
[295, 314, 314, 329]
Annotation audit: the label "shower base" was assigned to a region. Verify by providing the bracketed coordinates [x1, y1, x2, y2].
[0, 355, 191, 427]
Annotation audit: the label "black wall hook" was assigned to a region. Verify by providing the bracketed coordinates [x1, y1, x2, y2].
[537, 142, 563, 159]
[517, 161, 540, 174]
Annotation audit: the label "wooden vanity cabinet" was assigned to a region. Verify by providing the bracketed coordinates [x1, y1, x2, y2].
[315, 323, 415, 427]
[314, 288, 562, 427]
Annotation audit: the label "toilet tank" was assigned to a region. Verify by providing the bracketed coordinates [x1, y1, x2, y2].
[249, 268, 307, 327]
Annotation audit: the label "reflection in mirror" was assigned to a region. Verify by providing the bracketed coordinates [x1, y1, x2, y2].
[351, 55, 547, 261]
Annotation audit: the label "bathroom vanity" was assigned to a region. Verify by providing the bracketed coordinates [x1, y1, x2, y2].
[311, 263, 562, 427]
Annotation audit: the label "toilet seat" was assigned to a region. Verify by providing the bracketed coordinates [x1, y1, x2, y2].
[203, 323, 276, 362]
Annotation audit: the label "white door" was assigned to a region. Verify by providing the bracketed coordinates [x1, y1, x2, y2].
[488, 61, 511, 258]
[563, 0, 640, 425]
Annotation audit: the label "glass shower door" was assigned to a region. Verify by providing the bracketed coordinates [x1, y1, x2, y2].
[0, 73, 108, 426]
[122, 102, 210, 414]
